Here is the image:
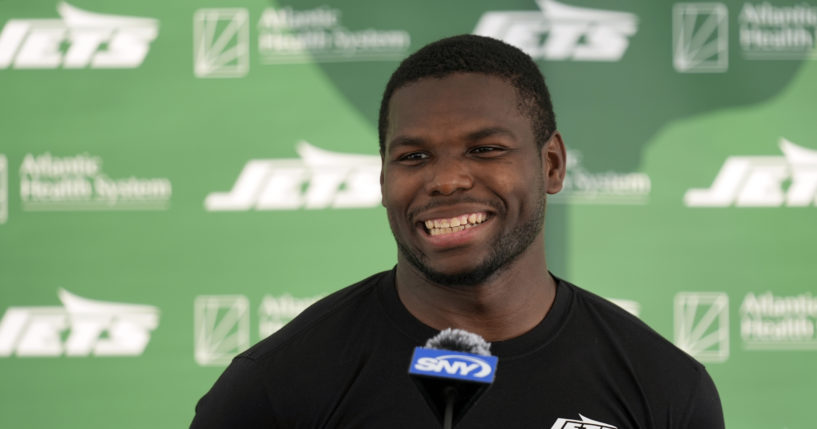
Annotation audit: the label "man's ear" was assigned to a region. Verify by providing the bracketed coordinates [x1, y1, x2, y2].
[380, 153, 386, 207]
[542, 131, 566, 195]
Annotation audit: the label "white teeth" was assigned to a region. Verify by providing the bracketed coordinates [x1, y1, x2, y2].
[424, 212, 488, 236]
[429, 226, 466, 236]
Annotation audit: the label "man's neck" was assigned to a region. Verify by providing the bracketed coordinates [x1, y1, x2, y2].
[394, 248, 557, 342]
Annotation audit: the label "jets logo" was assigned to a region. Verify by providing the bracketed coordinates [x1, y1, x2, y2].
[205, 142, 381, 211]
[551, 414, 617, 429]
[0, 2, 159, 69]
[685, 138, 817, 207]
[0, 289, 160, 357]
[474, 0, 638, 61]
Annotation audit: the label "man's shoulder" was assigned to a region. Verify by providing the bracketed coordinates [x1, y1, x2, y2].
[564, 280, 704, 372]
[560, 280, 722, 423]
[240, 270, 392, 363]
[190, 269, 412, 428]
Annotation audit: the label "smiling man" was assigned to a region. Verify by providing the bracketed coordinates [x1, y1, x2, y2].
[191, 35, 724, 428]
[382, 69, 563, 343]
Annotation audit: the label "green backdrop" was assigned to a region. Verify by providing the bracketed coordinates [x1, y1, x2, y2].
[2, 0, 816, 427]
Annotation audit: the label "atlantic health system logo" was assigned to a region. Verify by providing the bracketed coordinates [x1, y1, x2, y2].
[20, 152, 172, 211]
[672, 3, 729, 73]
[741, 291, 817, 350]
[0, 2, 158, 69]
[474, 0, 638, 61]
[257, 6, 410, 64]
[193, 8, 249, 78]
[194, 293, 322, 365]
[739, 2, 817, 60]
[0, 290, 160, 357]
[551, 148, 651, 205]
[194, 295, 250, 366]
[673, 2, 817, 72]
[674, 292, 730, 362]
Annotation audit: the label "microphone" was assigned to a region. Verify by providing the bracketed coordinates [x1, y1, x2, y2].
[408, 328, 498, 429]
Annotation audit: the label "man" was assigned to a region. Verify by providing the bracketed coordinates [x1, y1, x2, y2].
[191, 35, 724, 428]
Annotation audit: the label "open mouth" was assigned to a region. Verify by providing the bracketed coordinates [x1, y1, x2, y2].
[422, 212, 488, 236]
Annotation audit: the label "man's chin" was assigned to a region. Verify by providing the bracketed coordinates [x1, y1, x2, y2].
[422, 269, 494, 287]
[396, 238, 517, 287]
[410, 259, 499, 287]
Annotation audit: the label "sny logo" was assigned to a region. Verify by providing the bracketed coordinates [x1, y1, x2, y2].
[409, 348, 497, 383]
[413, 355, 492, 377]
[685, 138, 817, 207]
[473, 0, 638, 61]
[0, 289, 160, 357]
[205, 142, 380, 211]
[0, 2, 158, 69]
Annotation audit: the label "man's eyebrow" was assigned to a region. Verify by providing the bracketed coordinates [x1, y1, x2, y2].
[387, 136, 425, 150]
[387, 127, 516, 150]
[466, 127, 516, 142]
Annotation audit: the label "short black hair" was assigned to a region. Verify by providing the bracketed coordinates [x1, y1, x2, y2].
[378, 34, 556, 153]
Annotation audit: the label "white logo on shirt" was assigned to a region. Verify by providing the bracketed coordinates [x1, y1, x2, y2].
[551, 413, 617, 429]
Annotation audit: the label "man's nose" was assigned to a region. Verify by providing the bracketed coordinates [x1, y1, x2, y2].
[425, 156, 474, 196]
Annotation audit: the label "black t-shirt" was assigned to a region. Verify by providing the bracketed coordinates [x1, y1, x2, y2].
[191, 270, 724, 428]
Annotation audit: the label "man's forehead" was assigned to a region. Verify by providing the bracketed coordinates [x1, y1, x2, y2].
[385, 74, 528, 143]
[390, 72, 516, 100]
[389, 74, 519, 118]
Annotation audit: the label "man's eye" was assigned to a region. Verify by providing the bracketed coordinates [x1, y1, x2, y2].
[470, 146, 504, 155]
[398, 152, 429, 162]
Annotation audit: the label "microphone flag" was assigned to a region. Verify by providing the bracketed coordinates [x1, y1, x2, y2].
[408, 329, 498, 428]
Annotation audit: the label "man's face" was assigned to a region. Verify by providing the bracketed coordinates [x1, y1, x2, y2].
[381, 72, 564, 286]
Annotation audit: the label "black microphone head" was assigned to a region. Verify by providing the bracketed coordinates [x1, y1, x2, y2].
[424, 328, 491, 356]
[409, 328, 498, 427]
